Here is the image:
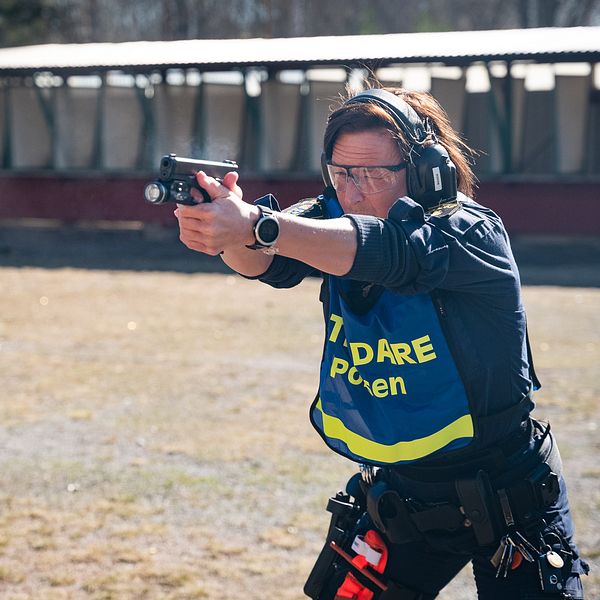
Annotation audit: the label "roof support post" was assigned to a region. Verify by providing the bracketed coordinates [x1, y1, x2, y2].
[91, 73, 106, 169]
[33, 78, 56, 169]
[587, 63, 600, 174]
[90, 73, 106, 169]
[291, 74, 311, 172]
[486, 62, 512, 175]
[503, 62, 513, 174]
[2, 80, 12, 169]
[192, 75, 206, 157]
[135, 76, 154, 169]
[240, 69, 263, 173]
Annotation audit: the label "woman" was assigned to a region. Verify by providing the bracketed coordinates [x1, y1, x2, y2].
[175, 86, 588, 599]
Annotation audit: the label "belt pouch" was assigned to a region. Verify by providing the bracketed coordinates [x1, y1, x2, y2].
[366, 482, 423, 544]
[508, 462, 561, 521]
[455, 470, 499, 547]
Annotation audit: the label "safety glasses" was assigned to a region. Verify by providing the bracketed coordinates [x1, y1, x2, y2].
[326, 162, 408, 195]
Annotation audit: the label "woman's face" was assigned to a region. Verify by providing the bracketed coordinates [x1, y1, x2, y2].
[330, 128, 408, 218]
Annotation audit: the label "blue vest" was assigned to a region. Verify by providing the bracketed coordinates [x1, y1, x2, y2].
[310, 278, 474, 465]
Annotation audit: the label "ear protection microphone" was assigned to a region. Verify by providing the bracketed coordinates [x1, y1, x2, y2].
[322, 88, 458, 211]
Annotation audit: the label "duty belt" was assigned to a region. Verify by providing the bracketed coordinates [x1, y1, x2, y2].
[366, 422, 561, 547]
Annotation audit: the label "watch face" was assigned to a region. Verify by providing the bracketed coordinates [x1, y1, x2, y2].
[257, 216, 279, 245]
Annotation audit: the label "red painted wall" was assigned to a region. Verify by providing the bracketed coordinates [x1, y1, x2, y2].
[0, 173, 598, 235]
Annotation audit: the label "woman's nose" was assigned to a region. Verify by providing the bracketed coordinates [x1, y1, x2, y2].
[342, 177, 364, 205]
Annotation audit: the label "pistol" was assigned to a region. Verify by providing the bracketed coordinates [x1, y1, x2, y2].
[144, 154, 238, 206]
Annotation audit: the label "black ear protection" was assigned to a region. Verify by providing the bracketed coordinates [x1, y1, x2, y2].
[322, 88, 458, 211]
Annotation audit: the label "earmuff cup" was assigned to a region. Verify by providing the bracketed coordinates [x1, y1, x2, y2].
[406, 143, 458, 211]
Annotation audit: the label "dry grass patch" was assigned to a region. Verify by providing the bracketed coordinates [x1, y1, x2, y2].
[0, 267, 598, 599]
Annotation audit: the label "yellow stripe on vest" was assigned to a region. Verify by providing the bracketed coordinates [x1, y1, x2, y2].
[315, 398, 474, 463]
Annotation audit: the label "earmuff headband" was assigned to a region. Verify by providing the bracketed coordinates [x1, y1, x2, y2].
[344, 89, 428, 146]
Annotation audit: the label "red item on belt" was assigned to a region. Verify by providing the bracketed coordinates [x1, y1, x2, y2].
[333, 530, 389, 600]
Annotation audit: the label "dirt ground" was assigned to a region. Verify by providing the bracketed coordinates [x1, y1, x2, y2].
[0, 222, 599, 599]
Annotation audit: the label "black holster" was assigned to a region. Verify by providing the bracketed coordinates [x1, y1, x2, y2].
[506, 461, 561, 524]
[304, 481, 364, 599]
[303, 524, 347, 599]
[366, 481, 424, 544]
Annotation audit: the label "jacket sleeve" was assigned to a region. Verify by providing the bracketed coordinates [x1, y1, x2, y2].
[343, 196, 520, 301]
[243, 254, 316, 289]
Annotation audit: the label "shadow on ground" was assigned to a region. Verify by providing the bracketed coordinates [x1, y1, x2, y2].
[0, 221, 599, 287]
[0, 221, 231, 275]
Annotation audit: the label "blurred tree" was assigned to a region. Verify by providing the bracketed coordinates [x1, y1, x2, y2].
[0, 0, 598, 47]
[0, 0, 63, 46]
[517, 0, 599, 27]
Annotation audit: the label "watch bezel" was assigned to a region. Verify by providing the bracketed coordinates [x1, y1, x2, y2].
[246, 206, 280, 249]
[255, 212, 280, 246]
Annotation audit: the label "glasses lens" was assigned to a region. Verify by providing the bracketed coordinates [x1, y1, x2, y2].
[350, 167, 400, 194]
[327, 164, 404, 194]
[327, 165, 348, 190]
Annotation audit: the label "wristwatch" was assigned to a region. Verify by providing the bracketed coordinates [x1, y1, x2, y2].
[246, 206, 280, 251]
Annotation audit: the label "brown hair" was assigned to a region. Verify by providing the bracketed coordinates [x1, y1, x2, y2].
[323, 86, 477, 198]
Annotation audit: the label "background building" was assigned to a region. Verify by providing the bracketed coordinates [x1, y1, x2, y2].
[0, 26, 599, 234]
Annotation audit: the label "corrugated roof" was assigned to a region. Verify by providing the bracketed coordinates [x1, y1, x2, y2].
[0, 26, 599, 75]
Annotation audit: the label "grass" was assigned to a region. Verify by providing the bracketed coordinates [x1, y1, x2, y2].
[0, 266, 598, 598]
